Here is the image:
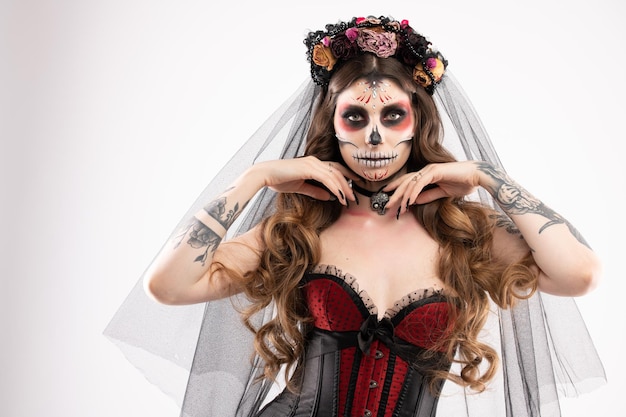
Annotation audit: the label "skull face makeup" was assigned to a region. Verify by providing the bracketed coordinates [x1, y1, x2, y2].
[334, 78, 414, 182]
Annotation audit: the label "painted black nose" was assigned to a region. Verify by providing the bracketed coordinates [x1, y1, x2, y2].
[368, 126, 382, 145]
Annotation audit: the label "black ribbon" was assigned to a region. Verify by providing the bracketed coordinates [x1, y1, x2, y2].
[357, 315, 395, 355]
[306, 315, 448, 371]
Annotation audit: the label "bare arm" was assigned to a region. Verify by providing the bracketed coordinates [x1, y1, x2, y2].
[144, 157, 357, 305]
[387, 160, 602, 297]
[144, 169, 267, 305]
[476, 162, 601, 296]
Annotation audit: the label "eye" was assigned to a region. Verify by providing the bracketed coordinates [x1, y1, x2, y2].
[385, 111, 403, 121]
[382, 107, 408, 126]
[347, 113, 364, 122]
[341, 109, 368, 127]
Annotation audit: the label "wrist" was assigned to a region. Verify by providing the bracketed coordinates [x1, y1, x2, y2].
[475, 161, 499, 195]
[239, 163, 269, 192]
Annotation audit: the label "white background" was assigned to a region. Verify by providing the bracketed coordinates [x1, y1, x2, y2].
[2, 0, 624, 416]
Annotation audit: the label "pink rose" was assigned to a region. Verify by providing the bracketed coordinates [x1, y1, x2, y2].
[345, 27, 358, 42]
[356, 29, 398, 58]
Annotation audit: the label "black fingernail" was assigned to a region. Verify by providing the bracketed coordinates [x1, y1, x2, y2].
[406, 200, 410, 210]
[396, 207, 401, 220]
[339, 190, 345, 200]
[354, 193, 360, 205]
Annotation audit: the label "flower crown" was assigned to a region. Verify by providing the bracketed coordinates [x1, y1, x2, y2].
[304, 16, 448, 95]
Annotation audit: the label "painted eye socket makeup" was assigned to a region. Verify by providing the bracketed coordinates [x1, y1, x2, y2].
[340, 107, 368, 129]
[381, 107, 408, 127]
[338, 106, 411, 132]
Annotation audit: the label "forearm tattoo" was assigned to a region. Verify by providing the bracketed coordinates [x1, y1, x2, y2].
[173, 191, 243, 265]
[477, 162, 590, 248]
[204, 195, 240, 230]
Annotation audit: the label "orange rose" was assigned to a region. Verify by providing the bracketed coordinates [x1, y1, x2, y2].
[413, 64, 432, 87]
[312, 44, 337, 71]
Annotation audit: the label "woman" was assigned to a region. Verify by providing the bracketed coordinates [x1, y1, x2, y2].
[108, 16, 605, 417]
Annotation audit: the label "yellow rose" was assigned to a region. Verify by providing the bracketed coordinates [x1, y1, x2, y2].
[312, 44, 337, 71]
[431, 59, 445, 81]
[412, 64, 432, 87]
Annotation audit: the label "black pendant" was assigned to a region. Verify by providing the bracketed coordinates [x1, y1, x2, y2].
[350, 181, 393, 216]
[370, 191, 390, 215]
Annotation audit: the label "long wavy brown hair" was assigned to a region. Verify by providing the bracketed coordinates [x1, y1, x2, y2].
[228, 54, 538, 394]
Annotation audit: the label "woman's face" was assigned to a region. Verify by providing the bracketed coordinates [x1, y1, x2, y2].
[333, 77, 414, 182]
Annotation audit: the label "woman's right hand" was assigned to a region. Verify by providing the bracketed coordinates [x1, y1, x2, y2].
[251, 156, 358, 205]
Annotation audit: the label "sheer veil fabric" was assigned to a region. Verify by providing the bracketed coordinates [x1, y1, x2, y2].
[104, 72, 605, 417]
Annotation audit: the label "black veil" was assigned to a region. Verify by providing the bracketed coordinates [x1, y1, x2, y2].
[104, 73, 605, 417]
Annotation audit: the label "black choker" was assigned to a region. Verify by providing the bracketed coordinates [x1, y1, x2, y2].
[350, 182, 394, 215]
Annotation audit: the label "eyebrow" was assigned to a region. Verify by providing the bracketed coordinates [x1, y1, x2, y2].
[383, 97, 411, 107]
[344, 97, 412, 109]
[337, 103, 366, 113]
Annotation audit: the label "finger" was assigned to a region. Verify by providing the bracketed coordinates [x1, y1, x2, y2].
[328, 162, 361, 200]
[387, 171, 426, 214]
[299, 182, 335, 201]
[415, 186, 447, 204]
[324, 162, 358, 204]
[305, 163, 347, 205]
[386, 170, 425, 193]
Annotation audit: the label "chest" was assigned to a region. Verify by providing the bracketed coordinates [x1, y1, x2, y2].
[318, 214, 443, 315]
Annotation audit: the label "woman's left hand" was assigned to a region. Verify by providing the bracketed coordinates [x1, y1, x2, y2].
[385, 161, 485, 215]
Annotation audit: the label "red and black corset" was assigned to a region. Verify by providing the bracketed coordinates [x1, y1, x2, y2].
[256, 265, 453, 417]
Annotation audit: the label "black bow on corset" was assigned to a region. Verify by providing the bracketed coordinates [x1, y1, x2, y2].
[357, 315, 447, 370]
[306, 315, 448, 371]
[357, 315, 395, 355]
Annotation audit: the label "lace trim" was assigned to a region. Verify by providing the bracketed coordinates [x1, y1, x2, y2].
[385, 287, 444, 318]
[309, 264, 444, 319]
[309, 264, 378, 316]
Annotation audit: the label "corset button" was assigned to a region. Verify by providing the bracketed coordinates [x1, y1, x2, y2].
[375, 350, 384, 359]
[369, 380, 378, 389]
[364, 410, 372, 417]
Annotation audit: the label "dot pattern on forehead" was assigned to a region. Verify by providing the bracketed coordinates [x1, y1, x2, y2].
[354, 80, 394, 110]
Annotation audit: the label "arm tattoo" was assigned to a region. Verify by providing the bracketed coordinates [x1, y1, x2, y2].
[490, 212, 523, 239]
[477, 162, 590, 248]
[203, 194, 240, 230]
[172, 191, 245, 265]
[173, 219, 221, 265]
